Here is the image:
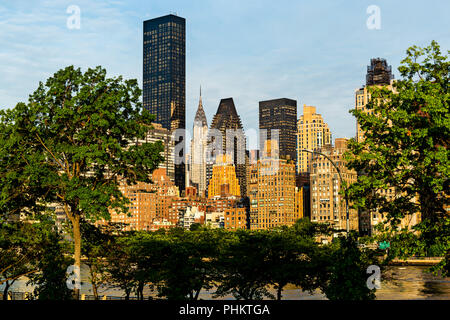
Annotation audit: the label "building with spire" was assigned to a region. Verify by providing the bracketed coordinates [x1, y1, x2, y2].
[207, 98, 248, 197]
[190, 87, 209, 196]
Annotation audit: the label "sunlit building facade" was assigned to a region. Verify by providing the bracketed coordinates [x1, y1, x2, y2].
[310, 138, 358, 232]
[297, 105, 332, 174]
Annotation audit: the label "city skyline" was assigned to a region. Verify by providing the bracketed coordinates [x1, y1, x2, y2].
[1, 1, 449, 147]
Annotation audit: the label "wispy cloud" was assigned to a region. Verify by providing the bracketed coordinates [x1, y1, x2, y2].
[1, 0, 449, 143]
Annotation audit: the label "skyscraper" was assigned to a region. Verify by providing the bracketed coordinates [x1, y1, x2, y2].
[143, 14, 186, 192]
[190, 87, 208, 196]
[259, 98, 297, 162]
[207, 98, 247, 196]
[296, 105, 332, 173]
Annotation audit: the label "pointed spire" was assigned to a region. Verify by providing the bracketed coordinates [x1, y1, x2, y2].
[193, 85, 207, 128]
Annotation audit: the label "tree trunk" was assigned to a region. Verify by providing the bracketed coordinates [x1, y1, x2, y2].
[92, 280, 99, 300]
[276, 284, 283, 300]
[3, 280, 10, 301]
[137, 282, 144, 300]
[72, 215, 82, 300]
[88, 264, 99, 300]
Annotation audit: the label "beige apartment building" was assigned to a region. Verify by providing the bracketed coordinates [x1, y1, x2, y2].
[310, 138, 358, 233]
[104, 168, 179, 231]
[297, 105, 332, 174]
[248, 140, 299, 230]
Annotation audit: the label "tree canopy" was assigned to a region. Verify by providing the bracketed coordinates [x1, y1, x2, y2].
[345, 41, 450, 274]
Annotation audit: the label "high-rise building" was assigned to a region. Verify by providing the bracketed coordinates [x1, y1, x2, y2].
[190, 87, 208, 196]
[143, 14, 186, 192]
[134, 123, 175, 181]
[248, 140, 299, 230]
[366, 58, 394, 86]
[208, 155, 241, 199]
[259, 98, 297, 161]
[356, 58, 395, 233]
[296, 105, 332, 173]
[207, 98, 247, 196]
[310, 138, 358, 233]
[355, 58, 394, 143]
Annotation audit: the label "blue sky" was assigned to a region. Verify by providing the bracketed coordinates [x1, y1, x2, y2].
[0, 0, 449, 149]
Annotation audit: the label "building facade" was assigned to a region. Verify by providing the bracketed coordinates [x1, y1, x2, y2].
[134, 122, 175, 181]
[207, 98, 247, 196]
[248, 141, 299, 230]
[190, 88, 208, 196]
[106, 169, 179, 231]
[310, 138, 358, 233]
[143, 14, 186, 192]
[297, 105, 332, 174]
[208, 155, 241, 199]
[259, 98, 297, 161]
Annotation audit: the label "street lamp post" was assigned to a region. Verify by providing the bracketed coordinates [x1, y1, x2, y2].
[300, 149, 350, 235]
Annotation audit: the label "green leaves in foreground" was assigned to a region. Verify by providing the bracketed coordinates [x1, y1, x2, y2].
[345, 41, 450, 275]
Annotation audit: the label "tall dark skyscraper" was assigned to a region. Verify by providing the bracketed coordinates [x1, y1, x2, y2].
[143, 14, 186, 192]
[259, 98, 297, 162]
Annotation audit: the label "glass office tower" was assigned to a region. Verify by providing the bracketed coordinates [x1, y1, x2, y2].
[143, 14, 186, 192]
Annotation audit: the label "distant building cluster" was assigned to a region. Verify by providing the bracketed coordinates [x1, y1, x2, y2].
[93, 15, 422, 236]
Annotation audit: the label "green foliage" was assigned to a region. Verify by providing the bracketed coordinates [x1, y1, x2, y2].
[0, 220, 40, 299]
[80, 221, 124, 299]
[345, 41, 450, 274]
[0, 65, 164, 298]
[0, 65, 164, 222]
[26, 218, 73, 300]
[213, 229, 274, 300]
[320, 232, 377, 300]
[156, 228, 220, 300]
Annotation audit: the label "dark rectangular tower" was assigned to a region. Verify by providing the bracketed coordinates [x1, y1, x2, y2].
[259, 98, 297, 162]
[143, 14, 186, 192]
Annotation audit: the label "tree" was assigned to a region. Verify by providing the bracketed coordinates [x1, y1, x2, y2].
[157, 228, 219, 300]
[103, 233, 138, 300]
[345, 41, 450, 274]
[125, 231, 169, 300]
[0, 66, 164, 298]
[266, 220, 330, 300]
[0, 220, 39, 299]
[214, 230, 274, 300]
[80, 221, 123, 299]
[320, 233, 377, 300]
[27, 217, 73, 300]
